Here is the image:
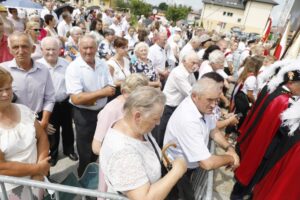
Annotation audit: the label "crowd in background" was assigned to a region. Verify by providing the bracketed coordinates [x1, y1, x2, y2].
[0, 0, 300, 199]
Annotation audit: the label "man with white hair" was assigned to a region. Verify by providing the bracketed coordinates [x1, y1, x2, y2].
[198, 49, 226, 79]
[179, 36, 201, 62]
[153, 52, 200, 147]
[164, 77, 240, 199]
[109, 14, 123, 37]
[198, 50, 230, 107]
[57, 12, 73, 42]
[65, 35, 115, 176]
[37, 37, 78, 166]
[148, 32, 169, 84]
[1, 32, 55, 131]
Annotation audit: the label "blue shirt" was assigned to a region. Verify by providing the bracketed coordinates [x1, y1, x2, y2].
[1, 59, 55, 113]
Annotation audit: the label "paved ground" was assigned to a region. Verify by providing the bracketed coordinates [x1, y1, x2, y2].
[213, 146, 235, 200]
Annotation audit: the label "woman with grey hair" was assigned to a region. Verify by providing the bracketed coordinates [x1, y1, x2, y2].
[98, 28, 115, 60]
[131, 42, 161, 88]
[64, 26, 83, 61]
[100, 86, 187, 199]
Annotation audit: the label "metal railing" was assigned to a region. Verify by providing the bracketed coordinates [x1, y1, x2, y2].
[0, 175, 128, 200]
[0, 142, 215, 200]
[191, 141, 215, 200]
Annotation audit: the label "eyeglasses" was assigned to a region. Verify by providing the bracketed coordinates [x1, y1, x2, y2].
[32, 28, 41, 32]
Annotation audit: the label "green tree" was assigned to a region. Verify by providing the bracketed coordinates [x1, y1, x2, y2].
[114, 0, 130, 9]
[129, 0, 152, 17]
[165, 5, 190, 22]
[158, 2, 168, 11]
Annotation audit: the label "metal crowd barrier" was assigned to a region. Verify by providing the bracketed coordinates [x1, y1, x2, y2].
[0, 175, 128, 200]
[191, 141, 215, 200]
[0, 142, 215, 200]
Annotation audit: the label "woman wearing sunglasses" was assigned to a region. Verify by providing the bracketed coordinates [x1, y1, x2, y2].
[25, 21, 43, 60]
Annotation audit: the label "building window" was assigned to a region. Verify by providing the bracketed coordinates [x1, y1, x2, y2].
[223, 11, 226, 16]
[227, 12, 233, 17]
[237, 18, 241, 23]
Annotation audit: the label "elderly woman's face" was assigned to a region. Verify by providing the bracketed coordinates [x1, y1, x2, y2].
[72, 30, 83, 42]
[136, 104, 164, 134]
[0, 81, 13, 106]
[136, 46, 148, 60]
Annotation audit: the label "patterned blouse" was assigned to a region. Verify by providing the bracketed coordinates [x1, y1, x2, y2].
[130, 59, 157, 81]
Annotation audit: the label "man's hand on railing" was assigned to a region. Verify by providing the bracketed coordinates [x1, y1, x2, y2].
[225, 148, 240, 171]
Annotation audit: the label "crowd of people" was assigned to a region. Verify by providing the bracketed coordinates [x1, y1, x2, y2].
[0, 0, 299, 199]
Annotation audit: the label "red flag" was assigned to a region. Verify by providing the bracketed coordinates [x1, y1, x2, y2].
[274, 21, 290, 60]
[262, 17, 272, 42]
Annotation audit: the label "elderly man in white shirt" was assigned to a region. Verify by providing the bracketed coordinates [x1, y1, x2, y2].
[152, 52, 200, 147]
[65, 35, 115, 177]
[163, 78, 239, 198]
[148, 32, 169, 85]
[41, 1, 58, 27]
[179, 36, 201, 62]
[37, 36, 78, 167]
[57, 12, 73, 43]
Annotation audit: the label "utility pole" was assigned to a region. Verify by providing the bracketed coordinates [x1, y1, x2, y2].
[277, 0, 295, 28]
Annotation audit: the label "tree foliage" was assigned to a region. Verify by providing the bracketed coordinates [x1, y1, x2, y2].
[158, 2, 168, 11]
[129, 0, 152, 18]
[114, 0, 130, 9]
[165, 5, 191, 22]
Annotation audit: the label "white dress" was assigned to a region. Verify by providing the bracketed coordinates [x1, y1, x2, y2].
[0, 104, 42, 199]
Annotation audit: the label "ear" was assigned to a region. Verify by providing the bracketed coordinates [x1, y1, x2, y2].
[133, 110, 142, 122]
[31, 45, 36, 54]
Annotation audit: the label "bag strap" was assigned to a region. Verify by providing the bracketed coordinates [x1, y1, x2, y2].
[146, 134, 161, 162]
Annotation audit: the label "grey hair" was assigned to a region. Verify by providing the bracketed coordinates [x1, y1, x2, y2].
[41, 36, 61, 49]
[70, 26, 82, 36]
[121, 73, 149, 94]
[78, 34, 97, 48]
[190, 36, 201, 43]
[192, 78, 222, 96]
[134, 42, 149, 56]
[103, 28, 115, 37]
[182, 51, 199, 63]
[209, 50, 225, 64]
[123, 86, 166, 117]
[8, 31, 34, 49]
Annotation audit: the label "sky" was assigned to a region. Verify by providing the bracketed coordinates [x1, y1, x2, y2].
[145, 0, 284, 24]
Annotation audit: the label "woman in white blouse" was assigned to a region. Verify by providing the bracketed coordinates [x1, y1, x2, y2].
[231, 56, 263, 128]
[107, 37, 131, 98]
[44, 14, 58, 37]
[100, 86, 187, 200]
[0, 67, 50, 199]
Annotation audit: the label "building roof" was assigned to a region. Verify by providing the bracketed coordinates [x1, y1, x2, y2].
[202, 0, 246, 10]
[253, 0, 278, 6]
[202, 0, 278, 10]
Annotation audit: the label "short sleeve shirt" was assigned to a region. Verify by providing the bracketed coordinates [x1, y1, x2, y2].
[164, 97, 216, 169]
[100, 129, 161, 192]
[241, 75, 257, 94]
[65, 56, 113, 110]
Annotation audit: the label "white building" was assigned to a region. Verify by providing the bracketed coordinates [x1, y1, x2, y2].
[201, 0, 278, 34]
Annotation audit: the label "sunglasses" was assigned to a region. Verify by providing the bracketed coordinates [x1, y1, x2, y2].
[32, 28, 41, 32]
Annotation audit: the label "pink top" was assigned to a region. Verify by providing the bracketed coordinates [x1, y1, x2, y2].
[94, 96, 125, 199]
[0, 35, 13, 63]
[94, 96, 125, 143]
